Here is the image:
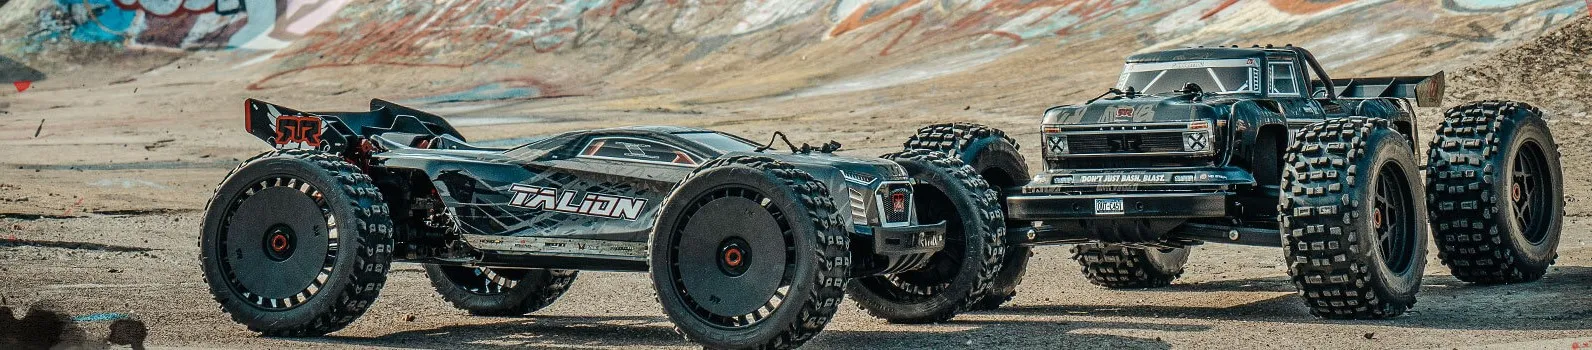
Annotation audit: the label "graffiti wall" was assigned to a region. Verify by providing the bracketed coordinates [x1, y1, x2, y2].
[11, 0, 1588, 97]
[25, 0, 346, 52]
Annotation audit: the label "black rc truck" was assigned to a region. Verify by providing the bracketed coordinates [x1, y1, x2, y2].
[909, 46, 1564, 318]
[198, 99, 1007, 349]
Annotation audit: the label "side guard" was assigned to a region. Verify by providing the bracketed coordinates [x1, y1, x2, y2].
[1325, 72, 1446, 107]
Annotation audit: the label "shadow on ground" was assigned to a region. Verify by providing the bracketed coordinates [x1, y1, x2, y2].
[982, 266, 1592, 331]
[269, 266, 1592, 348]
[319, 314, 1193, 349]
[320, 315, 682, 348]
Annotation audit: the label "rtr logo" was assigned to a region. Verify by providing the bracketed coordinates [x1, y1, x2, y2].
[273, 115, 324, 148]
[1115, 107, 1134, 121]
[508, 185, 648, 220]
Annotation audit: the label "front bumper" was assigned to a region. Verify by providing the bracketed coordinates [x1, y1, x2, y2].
[1007, 192, 1229, 220]
[867, 221, 947, 256]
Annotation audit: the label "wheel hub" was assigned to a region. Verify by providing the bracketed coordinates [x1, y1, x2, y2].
[1511, 140, 1553, 243]
[263, 225, 297, 262]
[672, 193, 790, 325]
[224, 185, 333, 302]
[718, 238, 751, 276]
[1373, 162, 1416, 275]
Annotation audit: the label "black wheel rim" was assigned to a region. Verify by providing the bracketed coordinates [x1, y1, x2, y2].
[439, 266, 530, 295]
[863, 183, 964, 301]
[1511, 140, 1553, 244]
[216, 176, 339, 311]
[667, 186, 796, 329]
[1373, 162, 1417, 274]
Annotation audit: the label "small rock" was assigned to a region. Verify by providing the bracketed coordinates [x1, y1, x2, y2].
[1363, 332, 1375, 339]
[404, 315, 417, 322]
[108, 268, 121, 273]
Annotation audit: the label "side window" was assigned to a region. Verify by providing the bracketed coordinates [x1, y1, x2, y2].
[1268, 62, 1300, 96]
[579, 137, 698, 166]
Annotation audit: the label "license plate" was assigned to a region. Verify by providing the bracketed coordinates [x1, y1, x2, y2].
[1094, 198, 1125, 215]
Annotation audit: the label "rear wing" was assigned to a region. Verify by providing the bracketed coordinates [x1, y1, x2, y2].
[244, 98, 466, 153]
[1316, 72, 1445, 107]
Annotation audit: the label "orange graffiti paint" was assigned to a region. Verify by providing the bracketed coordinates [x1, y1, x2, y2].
[1201, 0, 1240, 20]
[830, 0, 924, 38]
[1266, 0, 1354, 15]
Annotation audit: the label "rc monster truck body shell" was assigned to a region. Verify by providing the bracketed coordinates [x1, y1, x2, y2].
[1010, 46, 1443, 246]
[242, 98, 945, 274]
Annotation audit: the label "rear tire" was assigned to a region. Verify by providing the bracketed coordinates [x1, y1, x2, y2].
[846, 149, 1004, 324]
[650, 156, 849, 349]
[423, 265, 577, 316]
[199, 150, 394, 336]
[1426, 100, 1563, 284]
[1280, 117, 1428, 319]
[904, 123, 1030, 311]
[1072, 243, 1189, 288]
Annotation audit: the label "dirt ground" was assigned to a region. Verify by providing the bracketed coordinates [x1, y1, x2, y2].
[4, 213, 1592, 349]
[5, 1, 1592, 349]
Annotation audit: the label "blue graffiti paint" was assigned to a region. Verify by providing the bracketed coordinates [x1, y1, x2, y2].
[72, 312, 129, 322]
[61, 0, 135, 43]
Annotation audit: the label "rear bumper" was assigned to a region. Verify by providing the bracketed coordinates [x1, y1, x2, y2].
[1007, 192, 1229, 220]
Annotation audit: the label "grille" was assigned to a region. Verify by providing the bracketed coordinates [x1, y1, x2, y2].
[1067, 132, 1185, 154]
[881, 184, 911, 224]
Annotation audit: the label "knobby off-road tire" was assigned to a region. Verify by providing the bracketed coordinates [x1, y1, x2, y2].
[423, 265, 578, 316]
[1072, 243, 1190, 288]
[199, 150, 394, 336]
[847, 150, 1005, 324]
[1280, 117, 1428, 319]
[649, 156, 849, 350]
[1427, 100, 1563, 284]
[903, 122, 1030, 311]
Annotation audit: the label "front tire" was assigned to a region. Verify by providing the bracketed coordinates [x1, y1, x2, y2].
[423, 265, 577, 316]
[846, 149, 1004, 324]
[903, 122, 1031, 310]
[1072, 243, 1189, 288]
[199, 151, 394, 336]
[1280, 117, 1428, 319]
[650, 156, 849, 349]
[1427, 101, 1563, 284]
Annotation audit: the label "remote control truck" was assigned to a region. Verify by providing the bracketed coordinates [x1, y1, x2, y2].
[907, 45, 1563, 318]
[199, 99, 1007, 349]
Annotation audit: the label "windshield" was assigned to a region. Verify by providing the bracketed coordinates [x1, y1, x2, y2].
[676, 131, 760, 152]
[1116, 58, 1260, 94]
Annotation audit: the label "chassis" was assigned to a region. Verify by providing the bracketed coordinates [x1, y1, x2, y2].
[198, 99, 1008, 349]
[912, 46, 1565, 318]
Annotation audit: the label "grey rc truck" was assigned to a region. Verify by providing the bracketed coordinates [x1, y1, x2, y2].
[908, 45, 1564, 318]
[198, 99, 1007, 349]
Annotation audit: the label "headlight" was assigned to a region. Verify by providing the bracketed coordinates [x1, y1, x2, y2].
[1183, 131, 1210, 152]
[1044, 133, 1068, 157]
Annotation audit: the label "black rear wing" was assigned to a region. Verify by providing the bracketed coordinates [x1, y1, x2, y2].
[244, 98, 466, 153]
[1316, 72, 1445, 107]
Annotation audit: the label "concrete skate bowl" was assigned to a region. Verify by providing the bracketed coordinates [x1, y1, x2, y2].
[0, 0, 1586, 216]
